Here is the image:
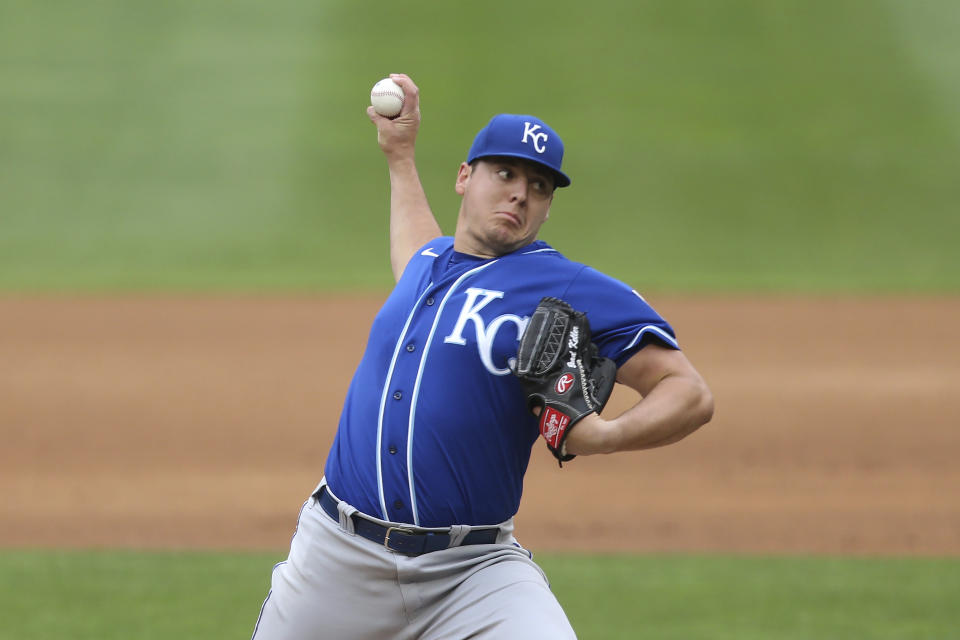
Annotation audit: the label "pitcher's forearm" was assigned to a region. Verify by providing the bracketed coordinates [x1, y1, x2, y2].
[566, 374, 714, 456]
[387, 156, 442, 280]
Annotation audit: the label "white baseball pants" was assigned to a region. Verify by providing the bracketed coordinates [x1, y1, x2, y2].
[251, 489, 576, 639]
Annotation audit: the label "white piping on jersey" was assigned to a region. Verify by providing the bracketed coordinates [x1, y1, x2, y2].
[520, 247, 558, 255]
[376, 285, 432, 520]
[620, 325, 679, 353]
[406, 260, 499, 526]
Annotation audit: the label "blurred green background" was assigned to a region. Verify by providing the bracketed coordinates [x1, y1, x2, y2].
[2, 0, 957, 293]
[3, 3, 959, 638]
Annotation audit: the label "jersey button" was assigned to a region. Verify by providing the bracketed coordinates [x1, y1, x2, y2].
[393, 391, 402, 400]
[425, 297, 435, 306]
[388, 445, 398, 455]
[393, 499, 404, 510]
[405, 343, 415, 352]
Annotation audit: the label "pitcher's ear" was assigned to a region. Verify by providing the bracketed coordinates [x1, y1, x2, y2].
[455, 162, 472, 195]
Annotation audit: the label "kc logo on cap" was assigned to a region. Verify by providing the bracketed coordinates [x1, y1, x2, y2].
[521, 122, 548, 154]
[466, 113, 572, 188]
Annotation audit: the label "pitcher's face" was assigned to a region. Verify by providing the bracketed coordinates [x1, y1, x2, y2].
[453, 157, 555, 258]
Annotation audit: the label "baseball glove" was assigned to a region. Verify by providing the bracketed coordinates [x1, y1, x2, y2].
[512, 297, 617, 464]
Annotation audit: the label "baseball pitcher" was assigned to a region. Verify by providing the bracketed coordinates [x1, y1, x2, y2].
[251, 73, 714, 639]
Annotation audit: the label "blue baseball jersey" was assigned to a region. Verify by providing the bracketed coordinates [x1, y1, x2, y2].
[324, 238, 679, 528]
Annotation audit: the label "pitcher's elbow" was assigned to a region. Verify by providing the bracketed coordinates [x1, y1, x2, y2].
[695, 381, 715, 427]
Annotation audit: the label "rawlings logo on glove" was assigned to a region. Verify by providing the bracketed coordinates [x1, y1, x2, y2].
[511, 297, 617, 464]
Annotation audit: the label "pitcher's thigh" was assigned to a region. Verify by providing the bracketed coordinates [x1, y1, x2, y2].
[250, 560, 322, 640]
[423, 553, 576, 639]
[251, 501, 406, 640]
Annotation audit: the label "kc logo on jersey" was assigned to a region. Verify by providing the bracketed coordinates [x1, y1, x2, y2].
[555, 373, 574, 394]
[444, 287, 530, 376]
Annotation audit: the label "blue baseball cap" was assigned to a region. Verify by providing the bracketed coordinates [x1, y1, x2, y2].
[466, 114, 571, 188]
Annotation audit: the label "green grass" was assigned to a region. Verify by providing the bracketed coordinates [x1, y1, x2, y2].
[547, 553, 960, 639]
[1, 550, 957, 639]
[0, 550, 276, 639]
[1, 0, 959, 293]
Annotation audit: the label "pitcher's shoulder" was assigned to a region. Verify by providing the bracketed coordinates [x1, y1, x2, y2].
[415, 237, 454, 260]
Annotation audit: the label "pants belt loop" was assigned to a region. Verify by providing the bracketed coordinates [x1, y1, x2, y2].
[447, 525, 469, 549]
[336, 499, 358, 535]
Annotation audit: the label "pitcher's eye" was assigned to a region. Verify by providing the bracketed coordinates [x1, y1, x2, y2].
[496, 168, 512, 180]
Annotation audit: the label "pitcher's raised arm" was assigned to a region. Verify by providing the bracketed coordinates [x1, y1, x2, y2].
[367, 74, 442, 281]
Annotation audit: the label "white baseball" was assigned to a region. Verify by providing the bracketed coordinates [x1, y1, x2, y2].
[370, 78, 404, 118]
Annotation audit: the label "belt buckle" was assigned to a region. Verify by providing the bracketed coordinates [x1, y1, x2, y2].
[384, 526, 415, 552]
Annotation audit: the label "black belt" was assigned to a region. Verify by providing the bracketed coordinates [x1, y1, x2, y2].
[314, 486, 500, 556]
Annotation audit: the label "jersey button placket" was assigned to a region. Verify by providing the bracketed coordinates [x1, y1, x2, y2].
[381, 293, 436, 527]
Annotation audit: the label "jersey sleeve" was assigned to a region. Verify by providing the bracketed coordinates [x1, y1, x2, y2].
[561, 266, 679, 367]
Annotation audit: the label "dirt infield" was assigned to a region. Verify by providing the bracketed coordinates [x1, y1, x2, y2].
[1, 295, 958, 555]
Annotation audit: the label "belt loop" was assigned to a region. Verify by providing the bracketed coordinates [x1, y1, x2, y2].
[337, 500, 358, 534]
[447, 525, 469, 548]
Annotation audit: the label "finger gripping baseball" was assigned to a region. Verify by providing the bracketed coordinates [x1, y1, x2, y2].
[513, 297, 616, 464]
